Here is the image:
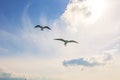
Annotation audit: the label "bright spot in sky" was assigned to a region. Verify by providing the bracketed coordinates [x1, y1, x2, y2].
[61, 0, 108, 32]
[85, 0, 107, 23]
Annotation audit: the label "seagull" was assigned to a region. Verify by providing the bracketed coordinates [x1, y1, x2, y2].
[54, 38, 78, 46]
[34, 25, 51, 31]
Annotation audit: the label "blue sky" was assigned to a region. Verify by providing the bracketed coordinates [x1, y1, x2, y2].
[0, 0, 120, 80]
[0, 0, 68, 57]
[0, 0, 68, 33]
[0, 0, 28, 32]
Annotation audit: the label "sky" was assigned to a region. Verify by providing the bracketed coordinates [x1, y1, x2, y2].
[0, 0, 120, 80]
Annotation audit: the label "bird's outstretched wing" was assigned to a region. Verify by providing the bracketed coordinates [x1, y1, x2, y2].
[34, 25, 42, 28]
[54, 38, 66, 42]
[44, 26, 51, 30]
[68, 40, 78, 43]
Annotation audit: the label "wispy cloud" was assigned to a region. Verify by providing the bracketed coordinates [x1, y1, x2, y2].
[103, 53, 113, 61]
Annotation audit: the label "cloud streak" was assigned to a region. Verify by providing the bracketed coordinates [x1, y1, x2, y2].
[63, 57, 102, 67]
[63, 53, 113, 67]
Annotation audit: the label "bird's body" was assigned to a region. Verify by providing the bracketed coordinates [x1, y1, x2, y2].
[54, 38, 78, 46]
[34, 25, 51, 31]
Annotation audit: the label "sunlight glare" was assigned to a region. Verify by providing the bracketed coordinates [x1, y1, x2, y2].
[85, 0, 107, 23]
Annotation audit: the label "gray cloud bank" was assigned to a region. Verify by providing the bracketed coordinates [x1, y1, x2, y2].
[63, 53, 113, 67]
[63, 57, 102, 67]
[0, 70, 24, 80]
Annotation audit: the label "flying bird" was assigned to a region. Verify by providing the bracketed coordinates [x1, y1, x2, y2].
[34, 25, 51, 31]
[54, 38, 78, 46]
